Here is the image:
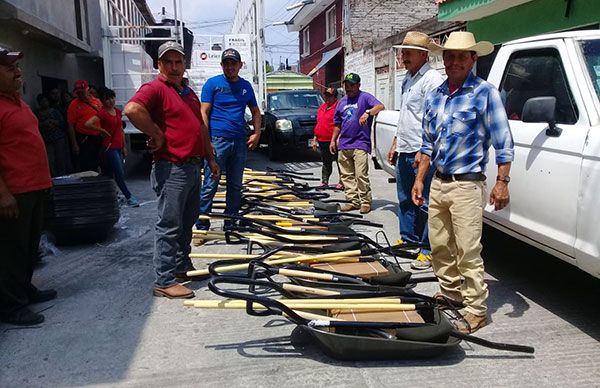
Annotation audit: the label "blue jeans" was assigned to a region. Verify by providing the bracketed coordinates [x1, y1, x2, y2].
[196, 136, 247, 230]
[396, 152, 433, 253]
[103, 148, 131, 199]
[151, 159, 201, 287]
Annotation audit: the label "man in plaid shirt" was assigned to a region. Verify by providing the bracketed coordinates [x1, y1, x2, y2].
[411, 32, 514, 334]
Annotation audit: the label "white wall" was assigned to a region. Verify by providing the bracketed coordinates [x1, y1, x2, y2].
[344, 48, 375, 95]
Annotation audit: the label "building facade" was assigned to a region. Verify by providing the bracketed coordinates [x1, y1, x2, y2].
[286, 0, 461, 109]
[288, 0, 344, 91]
[0, 0, 154, 106]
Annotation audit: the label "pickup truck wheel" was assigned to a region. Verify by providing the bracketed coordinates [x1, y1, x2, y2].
[267, 134, 281, 161]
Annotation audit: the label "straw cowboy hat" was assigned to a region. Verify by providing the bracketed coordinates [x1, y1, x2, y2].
[431, 31, 494, 56]
[394, 31, 438, 52]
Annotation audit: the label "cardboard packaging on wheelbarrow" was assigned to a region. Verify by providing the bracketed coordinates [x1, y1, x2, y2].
[310, 261, 388, 278]
[331, 309, 425, 324]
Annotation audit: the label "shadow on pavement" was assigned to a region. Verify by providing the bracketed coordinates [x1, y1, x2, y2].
[482, 225, 600, 342]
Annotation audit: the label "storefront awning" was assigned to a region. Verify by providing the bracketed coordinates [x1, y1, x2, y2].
[308, 47, 342, 77]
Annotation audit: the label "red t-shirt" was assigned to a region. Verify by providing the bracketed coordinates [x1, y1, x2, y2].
[67, 97, 103, 136]
[97, 107, 124, 150]
[0, 93, 52, 194]
[128, 75, 205, 162]
[313, 101, 338, 142]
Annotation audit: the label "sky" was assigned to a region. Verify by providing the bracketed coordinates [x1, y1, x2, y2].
[145, 0, 301, 67]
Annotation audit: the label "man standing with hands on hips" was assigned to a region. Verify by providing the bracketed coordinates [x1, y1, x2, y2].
[125, 41, 219, 299]
[195, 48, 262, 231]
[412, 31, 514, 334]
[387, 31, 444, 271]
[330, 73, 384, 214]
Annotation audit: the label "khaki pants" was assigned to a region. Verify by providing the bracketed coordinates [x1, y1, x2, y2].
[338, 149, 371, 206]
[428, 178, 488, 316]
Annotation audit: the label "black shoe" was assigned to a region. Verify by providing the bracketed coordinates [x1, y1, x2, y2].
[29, 289, 57, 304]
[0, 307, 45, 325]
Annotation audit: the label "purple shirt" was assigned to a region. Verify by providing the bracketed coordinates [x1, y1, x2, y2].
[334, 91, 381, 152]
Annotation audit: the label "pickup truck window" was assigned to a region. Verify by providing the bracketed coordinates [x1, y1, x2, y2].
[499, 48, 578, 124]
[580, 38, 600, 100]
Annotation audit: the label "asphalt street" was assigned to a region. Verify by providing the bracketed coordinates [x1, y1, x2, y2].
[1, 147, 598, 387]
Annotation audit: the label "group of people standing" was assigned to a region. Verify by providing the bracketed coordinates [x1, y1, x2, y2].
[0, 45, 140, 325]
[310, 30, 514, 334]
[1, 28, 514, 335]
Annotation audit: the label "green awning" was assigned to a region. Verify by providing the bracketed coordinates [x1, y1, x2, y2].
[438, 0, 534, 21]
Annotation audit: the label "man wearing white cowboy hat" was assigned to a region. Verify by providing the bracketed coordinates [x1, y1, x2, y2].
[387, 31, 444, 271]
[411, 31, 514, 334]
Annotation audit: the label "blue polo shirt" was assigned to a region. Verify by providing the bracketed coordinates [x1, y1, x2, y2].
[201, 74, 257, 139]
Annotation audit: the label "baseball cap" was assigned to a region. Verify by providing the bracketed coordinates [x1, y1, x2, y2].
[221, 48, 242, 63]
[158, 41, 185, 59]
[323, 87, 338, 97]
[343, 73, 361, 84]
[73, 79, 89, 92]
[0, 46, 24, 66]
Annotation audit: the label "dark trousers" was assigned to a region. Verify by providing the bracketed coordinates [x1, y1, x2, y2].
[76, 133, 103, 172]
[0, 190, 46, 314]
[318, 141, 340, 184]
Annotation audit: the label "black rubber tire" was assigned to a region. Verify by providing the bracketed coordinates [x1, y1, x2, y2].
[45, 175, 120, 245]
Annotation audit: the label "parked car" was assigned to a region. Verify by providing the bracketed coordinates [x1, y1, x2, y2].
[373, 30, 600, 279]
[262, 90, 324, 160]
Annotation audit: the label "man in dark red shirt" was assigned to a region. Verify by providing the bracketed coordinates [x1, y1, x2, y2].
[0, 47, 56, 325]
[125, 41, 219, 299]
[67, 79, 107, 172]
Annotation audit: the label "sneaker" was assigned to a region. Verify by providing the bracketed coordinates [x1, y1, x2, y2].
[410, 253, 432, 270]
[453, 312, 488, 334]
[335, 182, 344, 190]
[126, 196, 140, 207]
[340, 203, 359, 212]
[318, 182, 328, 188]
[359, 203, 371, 214]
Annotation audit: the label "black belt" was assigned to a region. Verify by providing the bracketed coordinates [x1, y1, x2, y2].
[435, 171, 486, 182]
[174, 156, 204, 166]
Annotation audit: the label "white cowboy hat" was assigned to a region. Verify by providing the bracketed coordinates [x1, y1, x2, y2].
[430, 31, 494, 57]
[393, 31, 438, 52]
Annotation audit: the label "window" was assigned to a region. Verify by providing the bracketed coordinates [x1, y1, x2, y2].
[302, 27, 310, 56]
[325, 6, 336, 43]
[499, 48, 578, 124]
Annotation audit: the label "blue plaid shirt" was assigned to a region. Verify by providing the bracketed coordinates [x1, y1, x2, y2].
[420, 72, 514, 174]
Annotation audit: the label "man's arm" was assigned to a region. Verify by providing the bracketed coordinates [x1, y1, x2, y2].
[67, 123, 79, 155]
[0, 175, 18, 218]
[123, 101, 164, 152]
[247, 105, 262, 150]
[198, 102, 219, 181]
[387, 136, 398, 165]
[490, 162, 511, 210]
[359, 103, 385, 126]
[411, 153, 431, 207]
[83, 116, 110, 137]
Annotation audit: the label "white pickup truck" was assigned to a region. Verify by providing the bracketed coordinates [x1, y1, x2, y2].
[373, 30, 600, 279]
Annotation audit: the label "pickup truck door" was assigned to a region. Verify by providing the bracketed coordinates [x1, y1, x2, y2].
[484, 39, 589, 260]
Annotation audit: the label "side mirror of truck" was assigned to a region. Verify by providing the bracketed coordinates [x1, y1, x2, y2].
[522, 96, 562, 137]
